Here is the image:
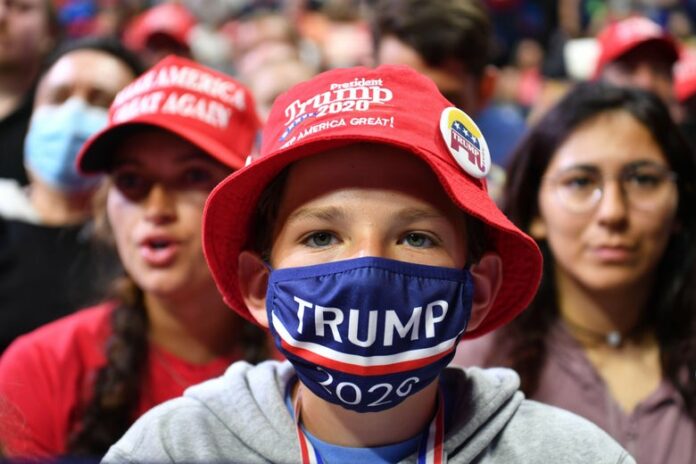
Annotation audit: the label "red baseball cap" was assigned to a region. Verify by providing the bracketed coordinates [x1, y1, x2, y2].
[593, 16, 679, 78]
[77, 55, 260, 173]
[675, 51, 696, 102]
[202, 65, 543, 339]
[123, 3, 196, 53]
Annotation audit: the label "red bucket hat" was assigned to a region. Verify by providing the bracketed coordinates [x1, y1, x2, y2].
[593, 16, 679, 79]
[203, 64, 542, 339]
[77, 55, 260, 173]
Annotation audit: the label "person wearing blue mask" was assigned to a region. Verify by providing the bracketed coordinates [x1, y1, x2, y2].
[0, 37, 143, 353]
[104, 65, 634, 464]
[23, 93, 109, 197]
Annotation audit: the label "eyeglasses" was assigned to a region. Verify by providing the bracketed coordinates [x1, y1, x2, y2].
[543, 162, 677, 213]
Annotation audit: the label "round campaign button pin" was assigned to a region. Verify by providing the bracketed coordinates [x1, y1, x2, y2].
[439, 107, 491, 178]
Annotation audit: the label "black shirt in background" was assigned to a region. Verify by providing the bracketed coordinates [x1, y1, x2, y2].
[0, 217, 122, 353]
[679, 117, 696, 156]
[0, 92, 32, 185]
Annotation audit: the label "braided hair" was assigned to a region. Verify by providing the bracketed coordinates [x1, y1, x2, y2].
[67, 277, 147, 455]
[67, 183, 268, 457]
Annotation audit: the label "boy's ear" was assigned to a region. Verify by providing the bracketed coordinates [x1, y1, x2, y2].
[529, 216, 547, 240]
[466, 252, 503, 332]
[238, 250, 270, 328]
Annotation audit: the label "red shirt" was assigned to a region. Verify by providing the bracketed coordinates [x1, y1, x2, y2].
[0, 303, 239, 458]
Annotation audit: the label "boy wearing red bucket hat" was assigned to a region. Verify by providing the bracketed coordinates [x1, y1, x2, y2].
[104, 65, 634, 463]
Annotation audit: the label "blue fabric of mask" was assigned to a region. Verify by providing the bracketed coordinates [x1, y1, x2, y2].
[267, 256, 474, 413]
[24, 98, 108, 192]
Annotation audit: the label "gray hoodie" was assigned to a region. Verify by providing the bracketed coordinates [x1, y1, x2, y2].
[104, 360, 635, 463]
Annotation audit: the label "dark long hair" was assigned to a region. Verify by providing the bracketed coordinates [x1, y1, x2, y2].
[67, 182, 269, 457]
[493, 82, 696, 420]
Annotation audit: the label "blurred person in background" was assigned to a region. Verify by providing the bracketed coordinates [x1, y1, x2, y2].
[495, 38, 545, 117]
[0, 56, 269, 459]
[246, 58, 315, 122]
[594, 16, 680, 119]
[230, 10, 303, 78]
[56, 0, 106, 38]
[0, 0, 59, 184]
[452, 82, 696, 464]
[301, 0, 372, 70]
[0, 36, 142, 353]
[122, 2, 196, 68]
[371, 0, 526, 194]
[54, 0, 142, 39]
[229, 4, 320, 125]
[183, 0, 246, 74]
[372, 0, 494, 121]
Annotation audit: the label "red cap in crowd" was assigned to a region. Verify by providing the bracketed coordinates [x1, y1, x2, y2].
[593, 16, 679, 78]
[202, 64, 543, 339]
[123, 3, 197, 53]
[78, 55, 260, 173]
[675, 52, 696, 103]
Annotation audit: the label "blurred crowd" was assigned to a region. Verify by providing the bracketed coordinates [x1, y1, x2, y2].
[4, 0, 696, 182]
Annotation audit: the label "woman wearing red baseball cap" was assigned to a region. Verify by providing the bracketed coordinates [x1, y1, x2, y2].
[0, 56, 269, 459]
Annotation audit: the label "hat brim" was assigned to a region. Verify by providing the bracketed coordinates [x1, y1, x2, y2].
[594, 36, 680, 79]
[77, 114, 246, 174]
[203, 134, 542, 340]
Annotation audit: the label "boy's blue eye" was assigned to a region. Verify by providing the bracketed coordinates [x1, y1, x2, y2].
[304, 232, 336, 248]
[401, 233, 434, 248]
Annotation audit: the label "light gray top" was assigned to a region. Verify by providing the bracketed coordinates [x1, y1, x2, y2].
[104, 360, 635, 463]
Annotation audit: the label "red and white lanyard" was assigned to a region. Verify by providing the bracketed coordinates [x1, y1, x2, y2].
[293, 387, 447, 464]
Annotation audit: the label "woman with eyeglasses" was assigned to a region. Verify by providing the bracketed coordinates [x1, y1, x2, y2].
[452, 81, 696, 464]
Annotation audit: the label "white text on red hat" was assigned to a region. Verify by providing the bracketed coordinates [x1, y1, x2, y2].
[113, 65, 247, 109]
[283, 77, 392, 126]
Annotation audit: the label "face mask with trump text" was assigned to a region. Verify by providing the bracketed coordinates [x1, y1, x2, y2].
[266, 256, 473, 412]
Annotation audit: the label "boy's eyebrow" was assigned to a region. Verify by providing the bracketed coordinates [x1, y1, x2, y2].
[286, 206, 347, 223]
[286, 206, 449, 224]
[396, 207, 449, 222]
[174, 152, 209, 163]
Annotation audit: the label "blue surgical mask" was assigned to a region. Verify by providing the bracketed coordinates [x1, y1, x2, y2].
[24, 98, 108, 192]
[267, 256, 473, 413]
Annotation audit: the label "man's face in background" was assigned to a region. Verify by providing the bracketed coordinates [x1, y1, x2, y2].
[376, 34, 490, 115]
